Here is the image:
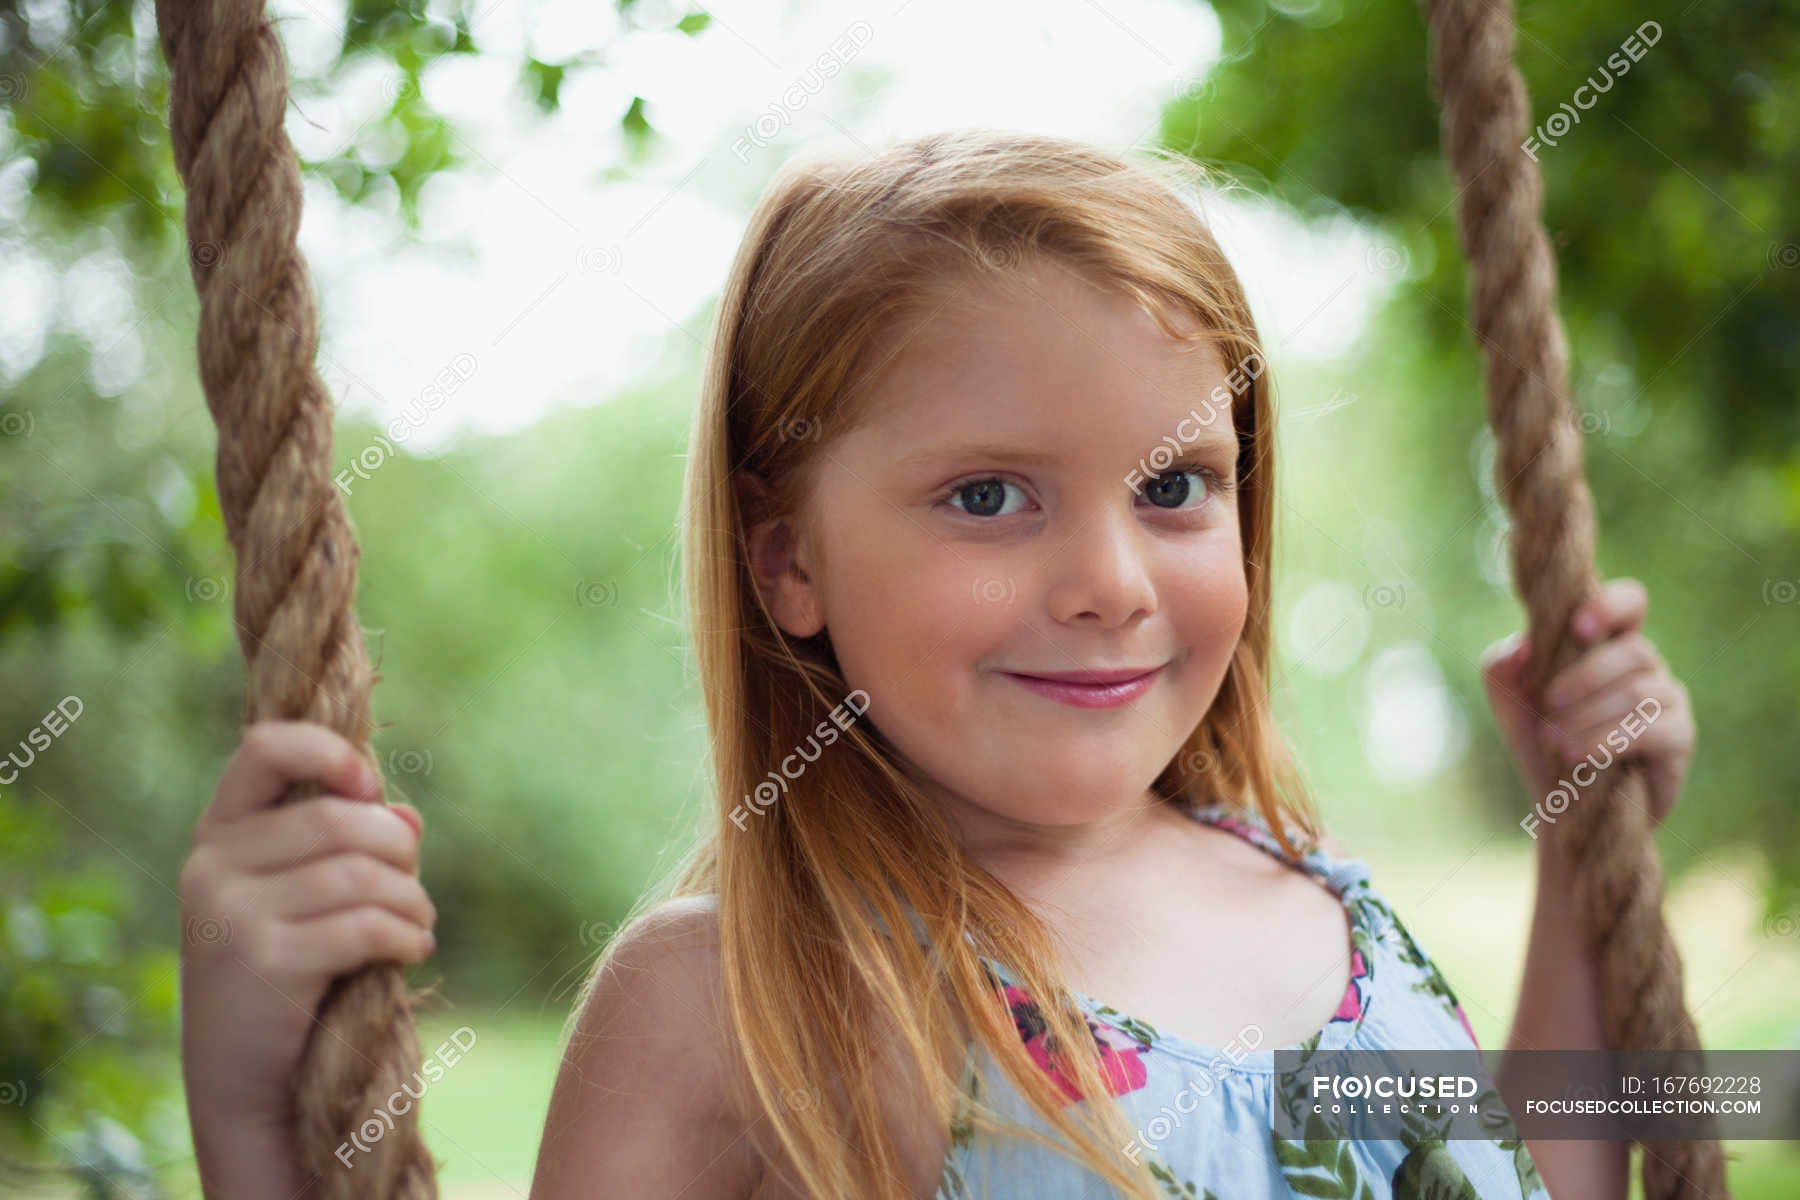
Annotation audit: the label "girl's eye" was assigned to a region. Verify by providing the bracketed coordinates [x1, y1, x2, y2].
[1139, 466, 1216, 511]
[942, 464, 1229, 519]
[945, 477, 1027, 519]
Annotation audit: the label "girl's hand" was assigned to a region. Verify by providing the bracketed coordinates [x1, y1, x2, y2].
[178, 721, 435, 1144]
[1480, 577, 1695, 833]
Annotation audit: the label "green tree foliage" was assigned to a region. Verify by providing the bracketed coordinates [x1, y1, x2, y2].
[1174, 0, 1798, 456]
[1, 0, 710, 1188]
[1163, 0, 1798, 908]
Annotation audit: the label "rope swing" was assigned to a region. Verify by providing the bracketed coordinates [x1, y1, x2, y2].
[1419, 0, 1726, 1195]
[153, 0, 1725, 1196]
[153, 1, 437, 1196]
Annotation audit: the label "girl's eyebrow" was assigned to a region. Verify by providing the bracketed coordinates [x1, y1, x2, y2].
[900, 429, 1236, 469]
[898, 444, 1064, 469]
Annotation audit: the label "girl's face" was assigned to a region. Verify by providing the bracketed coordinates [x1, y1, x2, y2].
[747, 256, 1249, 860]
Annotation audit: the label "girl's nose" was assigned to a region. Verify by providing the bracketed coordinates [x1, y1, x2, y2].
[1044, 508, 1157, 628]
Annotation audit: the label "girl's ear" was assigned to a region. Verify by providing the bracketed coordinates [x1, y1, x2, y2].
[737, 471, 827, 639]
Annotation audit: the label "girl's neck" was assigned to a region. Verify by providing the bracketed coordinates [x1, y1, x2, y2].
[932, 783, 1180, 877]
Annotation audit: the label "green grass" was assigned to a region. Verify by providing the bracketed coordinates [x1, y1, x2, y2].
[413, 1009, 570, 1191]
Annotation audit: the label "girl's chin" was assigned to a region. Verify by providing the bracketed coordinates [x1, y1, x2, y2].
[968, 774, 1165, 819]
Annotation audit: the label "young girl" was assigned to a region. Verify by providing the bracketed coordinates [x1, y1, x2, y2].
[179, 129, 1696, 1199]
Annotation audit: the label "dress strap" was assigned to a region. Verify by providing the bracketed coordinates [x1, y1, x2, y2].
[1184, 799, 1321, 861]
[1183, 799, 1374, 901]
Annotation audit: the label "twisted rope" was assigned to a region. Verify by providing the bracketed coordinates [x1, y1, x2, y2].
[153, 2, 438, 1195]
[1418, 1, 1727, 1195]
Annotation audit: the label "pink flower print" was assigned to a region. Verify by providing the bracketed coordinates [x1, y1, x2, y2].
[1332, 948, 1370, 1023]
[1002, 983, 1150, 1105]
[1212, 814, 1259, 843]
[1454, 1002, 1480, 1049]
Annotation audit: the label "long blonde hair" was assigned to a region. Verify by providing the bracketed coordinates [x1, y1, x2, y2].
[587, 127, 1325, 1199]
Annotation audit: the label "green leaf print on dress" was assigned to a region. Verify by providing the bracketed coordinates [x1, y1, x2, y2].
[1381, 1102, 1476, 1200]
[1145, 1157, 1223, 1200]
[935, 1050, 983, 1200]
[1272, 1067, 1479, 1200]
[1391, 1140, 1479, 1199]
[1269, 1031, 1376, 1199]
[1350, 891, 1462, 1019]
[1378, 894, 1547, 1200]
[1467, 1080, 1546, 1200]
[1270, 1130, 1380, 1199]
[1269, 1028, 1544, 1200]
[1088, 1001, 1162, 1050]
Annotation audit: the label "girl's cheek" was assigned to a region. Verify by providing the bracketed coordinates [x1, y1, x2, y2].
[1171, 542, 1247, 612]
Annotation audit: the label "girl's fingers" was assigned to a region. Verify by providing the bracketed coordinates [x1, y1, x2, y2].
[276, 906, 436, 978]
[1481, 632, 1528, 675]
[1545, 666, 1664, 735]
[1541, 633, 1661, 712]
[1481, 635, 1536, 714]
[1572, 578, 1648, 642]
[1554, 709, 1693, 772]
[1542, 675, 1683, 762]
[208, 721, 379, 831]
[255, 853, 436, 928]
[213, 797, 420, 877]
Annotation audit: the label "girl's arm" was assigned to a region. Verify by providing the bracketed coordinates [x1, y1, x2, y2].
[1495, 839, 1630, 1200]
[184, 1104, 308, 1198]
[1480, 580, 1696, 1200]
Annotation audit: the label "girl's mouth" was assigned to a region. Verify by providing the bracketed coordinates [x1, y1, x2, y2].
[999, 665, 1164, 709]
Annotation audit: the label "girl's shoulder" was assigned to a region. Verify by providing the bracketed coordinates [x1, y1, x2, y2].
[590, 894, 730, 1015]
[534, 893, 766, 1197]
[555, 894, 954, 1199]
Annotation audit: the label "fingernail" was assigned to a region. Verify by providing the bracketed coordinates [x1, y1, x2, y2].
[357, 760, 380, 798]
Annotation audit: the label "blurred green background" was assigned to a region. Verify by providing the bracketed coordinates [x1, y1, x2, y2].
[2, 0, 1796, 1195]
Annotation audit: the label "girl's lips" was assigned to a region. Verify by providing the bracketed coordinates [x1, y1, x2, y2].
[1001, 666, 1163, 709]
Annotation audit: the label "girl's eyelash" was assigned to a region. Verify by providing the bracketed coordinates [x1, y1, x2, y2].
[940, 459, 1236, 512]
[1164, 460, 1237, 497]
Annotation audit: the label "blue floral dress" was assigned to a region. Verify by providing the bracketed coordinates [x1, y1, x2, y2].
[934, 801, 1548, 1199]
